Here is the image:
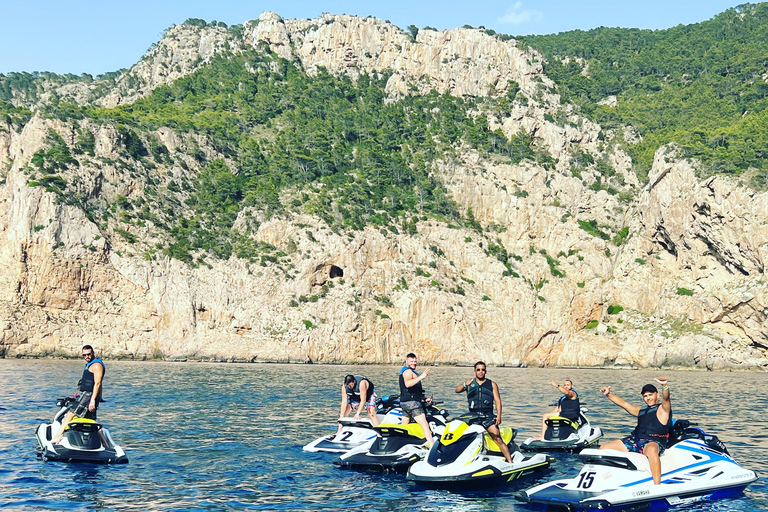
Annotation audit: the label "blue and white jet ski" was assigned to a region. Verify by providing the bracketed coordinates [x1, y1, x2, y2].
[35, 397, 128, 464]
[407, 414, 553, 489]
[517, 420, 757, 511]
[336, 402, 450, 472]
[303, 394, 402, 453]
[520, 406, 603, 452]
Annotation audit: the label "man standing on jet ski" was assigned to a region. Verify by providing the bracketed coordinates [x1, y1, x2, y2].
[599, 377, 671, 485]
[52, 345, 105, 443]
[532, 379, 580, 440]
[399, 353, 435, 447]
[339, 374, 379, 426]
[455, 361, 513, 463]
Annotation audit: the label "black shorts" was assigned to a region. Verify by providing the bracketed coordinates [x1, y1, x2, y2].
[67, 392, 98, 419]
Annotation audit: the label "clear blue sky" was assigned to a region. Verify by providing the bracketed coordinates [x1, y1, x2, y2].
[1, 0, 742, 76]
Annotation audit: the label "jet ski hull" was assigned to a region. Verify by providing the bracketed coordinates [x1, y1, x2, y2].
[521, 412, 603, 452]
[518, 424, 757, 512]
[336, 412, 450, 472]
[408, 453, 552, 490]
[407, 418, 552, 490]
[35, 417, 128, 464]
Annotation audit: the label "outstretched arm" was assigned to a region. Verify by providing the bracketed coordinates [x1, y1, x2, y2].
[551, 380, 576, 399]
[403, 368, 429, 388]
[600, 385, 641, 416]
[339, 385, 348, 419]
[455, 379, 471, 393]
[654, 377, 671, 424]
[354, 381, 368, 418]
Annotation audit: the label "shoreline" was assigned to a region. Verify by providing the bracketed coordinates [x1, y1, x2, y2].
[3, 354, 766, 372]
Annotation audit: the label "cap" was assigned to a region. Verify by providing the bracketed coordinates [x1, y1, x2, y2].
[640, 384, 658, 395]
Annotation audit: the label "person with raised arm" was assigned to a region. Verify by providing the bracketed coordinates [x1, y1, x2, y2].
[398, 352, 434, 447]
[599, 377, 672, 485]
[455, 361, 513, 463]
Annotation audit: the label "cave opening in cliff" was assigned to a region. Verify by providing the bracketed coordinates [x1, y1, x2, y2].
[330, 265, 344, 278]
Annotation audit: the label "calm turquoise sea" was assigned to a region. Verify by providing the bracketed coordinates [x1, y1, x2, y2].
[1, 360, 765, 511]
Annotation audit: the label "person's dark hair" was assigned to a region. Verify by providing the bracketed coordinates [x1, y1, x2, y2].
[406, 352, 417, 359]
[565, 379, 573, 386]
[82, 345, 94, 352]
[474, 361, 486, 369]
[344, 374, 356, 386]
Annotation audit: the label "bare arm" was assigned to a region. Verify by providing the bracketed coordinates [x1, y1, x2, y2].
[551, 380, 576, 399]
[403, 368, 429, 388]
[654, 377, 672, 424]
[354, 381, 368, 418]
[492, 381, 503, 425]
[89, 363, 104, 412]
[455, 379, 471, 393]
[600, 385, 641, 416]
[339, 385, 348, 419]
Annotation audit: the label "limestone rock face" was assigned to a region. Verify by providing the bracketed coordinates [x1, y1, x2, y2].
[0, 14, 766, 370]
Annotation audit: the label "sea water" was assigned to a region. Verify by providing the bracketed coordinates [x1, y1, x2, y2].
[0, 360, 765, 511]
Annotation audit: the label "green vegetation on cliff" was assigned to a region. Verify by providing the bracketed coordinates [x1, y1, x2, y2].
[519, 3, 768, 187]
[86, 49, 539, 262]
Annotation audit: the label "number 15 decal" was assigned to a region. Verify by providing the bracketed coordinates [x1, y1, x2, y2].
[577, 471, 596, 489]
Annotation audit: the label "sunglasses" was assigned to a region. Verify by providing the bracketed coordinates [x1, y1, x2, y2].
[82, 353, 94, 358]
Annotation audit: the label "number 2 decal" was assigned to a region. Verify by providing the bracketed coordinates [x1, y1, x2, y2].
[339, 431, 353, 442]
[577, 471, 596, 489]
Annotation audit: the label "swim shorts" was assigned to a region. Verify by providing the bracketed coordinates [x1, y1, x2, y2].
[350, 392, 377, 415]
[66, 391, 98, 419]
[400, 400, 426, 420]
[622, 435, 666, 455]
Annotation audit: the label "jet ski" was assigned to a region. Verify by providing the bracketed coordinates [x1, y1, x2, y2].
[35, 397, 128, 464]
[517, 420, 758, 511]
[336, 401, 450, 472]
[520, 406, 603, 452]
[407, 414, 553, 489]
[303, 394, 402, 453]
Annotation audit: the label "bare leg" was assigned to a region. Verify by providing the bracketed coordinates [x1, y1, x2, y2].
[487, 424, 512, 463]
[334, 403, 352, 435]
[535, 408, 560, 439]
[600, 439, 629, 451]
[52, 411, 75, 443]
[413, 413, 434, 446]
[367, 407, 379, 427]
[644, 442, 662, 484]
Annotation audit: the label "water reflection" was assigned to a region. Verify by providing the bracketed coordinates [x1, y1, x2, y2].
[0, 360, 765, 511]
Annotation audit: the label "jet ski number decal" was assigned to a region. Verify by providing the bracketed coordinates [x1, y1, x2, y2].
[576, 471, 596, 489]
[338, 431, 353, 442]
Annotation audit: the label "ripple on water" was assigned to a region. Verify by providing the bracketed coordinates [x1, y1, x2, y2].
[0, 360, 765, 512]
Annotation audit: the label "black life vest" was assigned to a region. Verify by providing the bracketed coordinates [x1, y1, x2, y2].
[558, 389, 580, 420]
[399, 366, 424, 401]
[79, 358, 104, 398]
[634, 404, 671, 443]
[466, 378, 495, 414]
[348, 376, 374, 402]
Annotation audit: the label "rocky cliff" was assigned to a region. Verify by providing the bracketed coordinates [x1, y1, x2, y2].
[0, 13, 765, 370]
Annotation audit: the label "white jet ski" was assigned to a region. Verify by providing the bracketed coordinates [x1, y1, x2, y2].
[336, 402, 450, 472]
[517, 420, 757, 511]
[303, 394, 402, 453]
[520, 406, 603, 452]
[407, 414, 553, 489]
[35, 397, 128, 464]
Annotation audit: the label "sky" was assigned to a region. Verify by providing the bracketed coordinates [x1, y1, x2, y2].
[1, 0, 743, 76]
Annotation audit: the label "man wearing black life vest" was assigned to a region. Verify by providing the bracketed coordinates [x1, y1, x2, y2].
[455, 361, 513, 463]
[599, 377, 672, 485]
[533, 379, 580, 440]
[399, 353, 435, 447]
[52, 345, 105, 443]
[339, 374, 378, 426]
